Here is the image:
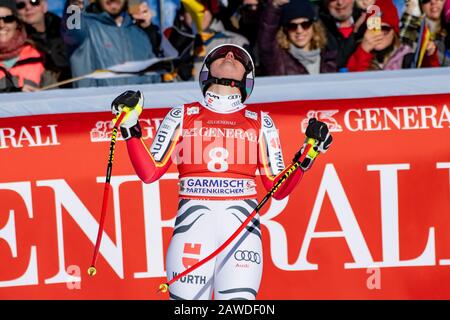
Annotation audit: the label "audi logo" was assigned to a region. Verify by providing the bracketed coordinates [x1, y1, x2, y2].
[234, 250, 261, 264]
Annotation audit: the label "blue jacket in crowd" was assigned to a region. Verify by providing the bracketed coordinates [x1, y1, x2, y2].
[61, 2, 160, 87]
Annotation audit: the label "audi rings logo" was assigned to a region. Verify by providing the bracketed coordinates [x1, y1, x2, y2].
[234, 250, 261, 264]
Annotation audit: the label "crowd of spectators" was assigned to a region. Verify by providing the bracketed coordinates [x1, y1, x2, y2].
[0, 0, 448, 92]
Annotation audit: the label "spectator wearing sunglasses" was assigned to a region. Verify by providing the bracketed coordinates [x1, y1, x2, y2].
[258, 0, 337, 76]
[0, 0, 44, 92]
[16, 0, 72, 87]
[61, 0, 160, 87]
[347, 0, 439, 71]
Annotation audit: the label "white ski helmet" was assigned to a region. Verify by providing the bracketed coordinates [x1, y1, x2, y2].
[199, 44, 255, 103]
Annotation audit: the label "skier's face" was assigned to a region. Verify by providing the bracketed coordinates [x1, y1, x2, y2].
[209, 51, 246, 81]
[0, 7, 18, 45]
[99, 0, 125, 16]
[286, 17, 314, 50]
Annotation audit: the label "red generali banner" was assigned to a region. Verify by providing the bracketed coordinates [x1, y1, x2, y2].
[0, 93, 449, 300]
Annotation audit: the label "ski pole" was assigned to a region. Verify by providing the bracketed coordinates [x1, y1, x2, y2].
[157, 139, 316, 293]
[87, 111, 127, 277]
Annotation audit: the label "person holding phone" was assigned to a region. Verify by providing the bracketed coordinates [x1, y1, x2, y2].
[129, 0, 163, 57]
[347, 0, 440, 71]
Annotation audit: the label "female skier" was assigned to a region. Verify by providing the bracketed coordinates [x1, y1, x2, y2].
[111, 44, 332, 300]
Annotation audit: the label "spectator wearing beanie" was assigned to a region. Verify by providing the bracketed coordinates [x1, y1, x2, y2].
[0, 0, 44, 92]
[347, 0, 440, 71]
[258, 0, 337, 75]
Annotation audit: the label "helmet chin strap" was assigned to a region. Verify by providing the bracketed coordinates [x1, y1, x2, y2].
[202, 77, 245, 89]
[202, 77, 247, 101]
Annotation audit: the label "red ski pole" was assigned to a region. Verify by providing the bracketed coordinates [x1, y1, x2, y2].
[157, 140, 315, 293]
[88, 111, 127, 277]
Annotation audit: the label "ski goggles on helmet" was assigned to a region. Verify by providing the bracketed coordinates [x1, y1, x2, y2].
[200, 44, 255, 103]
[205, 45, 253, 72]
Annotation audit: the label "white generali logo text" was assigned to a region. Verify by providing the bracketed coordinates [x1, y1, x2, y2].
[0, 125, 59, 149]
[302, 105, 450, 132]
[0, 163, 449, 288]
[90, 118, 163, 142]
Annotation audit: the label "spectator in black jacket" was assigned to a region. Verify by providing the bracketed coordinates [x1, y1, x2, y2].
[16, 0, 71, 87]
[319, 0, 366, 69]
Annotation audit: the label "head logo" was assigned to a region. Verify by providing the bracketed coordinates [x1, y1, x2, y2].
[301, 110, 343, 133]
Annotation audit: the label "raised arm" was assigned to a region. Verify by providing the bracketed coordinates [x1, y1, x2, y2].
[258, 0, 288, 75]
[111, 91, 182, 183]
[126, 107, 182, 183]
[61, 0, 88, 52]
[258, 114, 333, 200]
[258, 112, 304, 200]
